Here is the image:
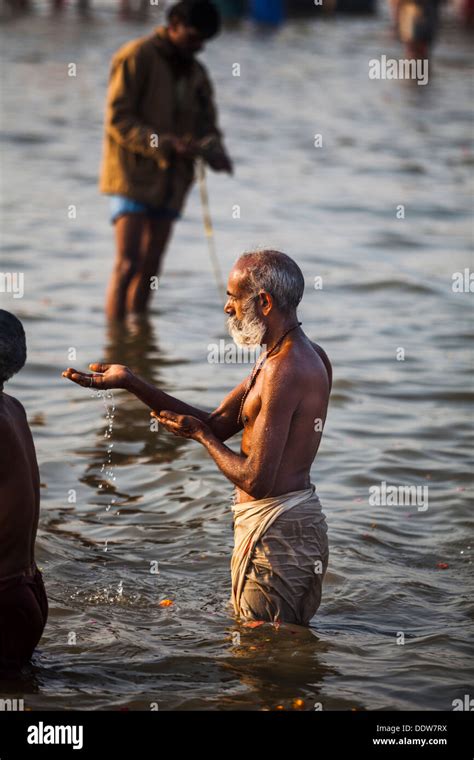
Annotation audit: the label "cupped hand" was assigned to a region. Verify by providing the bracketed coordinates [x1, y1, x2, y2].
[62, 363, 134, 390]
[151, 410, 208, 441]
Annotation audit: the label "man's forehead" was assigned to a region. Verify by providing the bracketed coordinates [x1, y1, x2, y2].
[227, 266, 248, 293]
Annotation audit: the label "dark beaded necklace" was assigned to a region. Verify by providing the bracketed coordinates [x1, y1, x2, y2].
[237, 321, 302, 425]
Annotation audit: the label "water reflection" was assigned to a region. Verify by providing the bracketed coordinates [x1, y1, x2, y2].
[221, 623, 341, 710]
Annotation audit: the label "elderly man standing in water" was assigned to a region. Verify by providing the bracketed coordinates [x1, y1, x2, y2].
[63, 251, 331, 626]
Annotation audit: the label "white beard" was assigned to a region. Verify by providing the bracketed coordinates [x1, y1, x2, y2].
[227, 298, 266, 348]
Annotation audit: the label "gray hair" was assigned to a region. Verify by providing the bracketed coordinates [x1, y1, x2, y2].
[236, 250, 305, 313]
[0, 310, 26, 385]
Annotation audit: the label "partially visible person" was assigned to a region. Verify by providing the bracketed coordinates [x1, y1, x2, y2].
[100, 0, 233, 321]
[0, 310, 48, 672]
[391, 0, 442, 57]
[453, 0, 474, 24]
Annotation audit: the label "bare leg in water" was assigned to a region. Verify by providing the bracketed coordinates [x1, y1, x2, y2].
[106, 214, 146, 322]
[105, 215, 173, 321]
[126, 218, 173, 315]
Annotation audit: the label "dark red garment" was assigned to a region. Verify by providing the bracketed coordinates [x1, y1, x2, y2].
[0, 564, 48, 671]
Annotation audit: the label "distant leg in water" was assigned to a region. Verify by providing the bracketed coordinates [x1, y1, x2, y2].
[392, 0, 441, 58]
[105, 214, 173, 321]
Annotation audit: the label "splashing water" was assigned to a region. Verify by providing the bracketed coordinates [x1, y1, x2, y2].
[91, 389, 125, 598]
[93, 389, 117, 513]
[90, 390, 119, 561]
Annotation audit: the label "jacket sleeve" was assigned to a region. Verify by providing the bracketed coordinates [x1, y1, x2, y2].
[105, 45, 168, 164]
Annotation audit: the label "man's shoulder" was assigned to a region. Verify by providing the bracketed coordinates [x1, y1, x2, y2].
[0, 399, 22, 447]
[264, 340, 331, 388]
[307, 341, 332, 391]
[112, 34, 156, 64]
[0, 394, 27, 423]
[192, 58, 213, 86]
[263, 349, 301, 386]
[193, 57, 210, 75]
[0, 393, 25, 412]
[309, 340, 331, 368]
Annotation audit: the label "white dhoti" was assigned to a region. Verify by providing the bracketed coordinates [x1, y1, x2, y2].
[230, 485, 329, 626]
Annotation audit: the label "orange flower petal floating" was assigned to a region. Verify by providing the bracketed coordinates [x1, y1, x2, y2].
[436, 562, 449, 570]
[292, 698, 305, 709]
[159, 599, 174, 607]
[243, 620, 265, 628]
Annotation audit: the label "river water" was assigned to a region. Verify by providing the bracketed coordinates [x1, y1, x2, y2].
[0, 2, 473, 710]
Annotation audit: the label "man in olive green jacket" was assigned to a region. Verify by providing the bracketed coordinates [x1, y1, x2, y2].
[100, 1, 232, 320]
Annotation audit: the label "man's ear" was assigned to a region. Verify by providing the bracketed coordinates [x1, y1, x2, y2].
[258, 291, 273, 316]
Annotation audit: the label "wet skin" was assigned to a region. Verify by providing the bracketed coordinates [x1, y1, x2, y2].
[0, 392, 40, 578]
[63, 268, 332, 503]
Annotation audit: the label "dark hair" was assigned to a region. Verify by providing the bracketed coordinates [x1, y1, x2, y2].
[0, 310, 26, 385]
[167, 1, 221, 39]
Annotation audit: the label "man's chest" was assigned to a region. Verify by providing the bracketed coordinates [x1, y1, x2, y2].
[143, 64, 200, 125]
[241, 374, 264, 429]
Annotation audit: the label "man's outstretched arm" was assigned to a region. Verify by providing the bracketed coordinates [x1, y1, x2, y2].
[128, 372, 248, 441]
[62, 363, 246, 442]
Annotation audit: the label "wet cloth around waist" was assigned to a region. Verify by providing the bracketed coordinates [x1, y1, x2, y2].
[231, 486, 329, 625]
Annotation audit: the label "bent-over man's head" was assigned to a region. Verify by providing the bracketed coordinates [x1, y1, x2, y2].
[225, 250, 305, 347]
[0, 310, 26, 391]
[167, 1, 221, 56]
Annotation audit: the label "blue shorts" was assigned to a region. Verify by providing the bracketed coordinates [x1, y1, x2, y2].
[109, 195, 180, 224]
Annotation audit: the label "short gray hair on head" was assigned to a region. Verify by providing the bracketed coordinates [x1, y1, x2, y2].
[0, 310, 26, 385]
[236, 250, 305, 313]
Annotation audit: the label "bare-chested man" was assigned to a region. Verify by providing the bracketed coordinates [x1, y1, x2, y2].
[0, 310, 48, 671]
[63, 251, 332, 626]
